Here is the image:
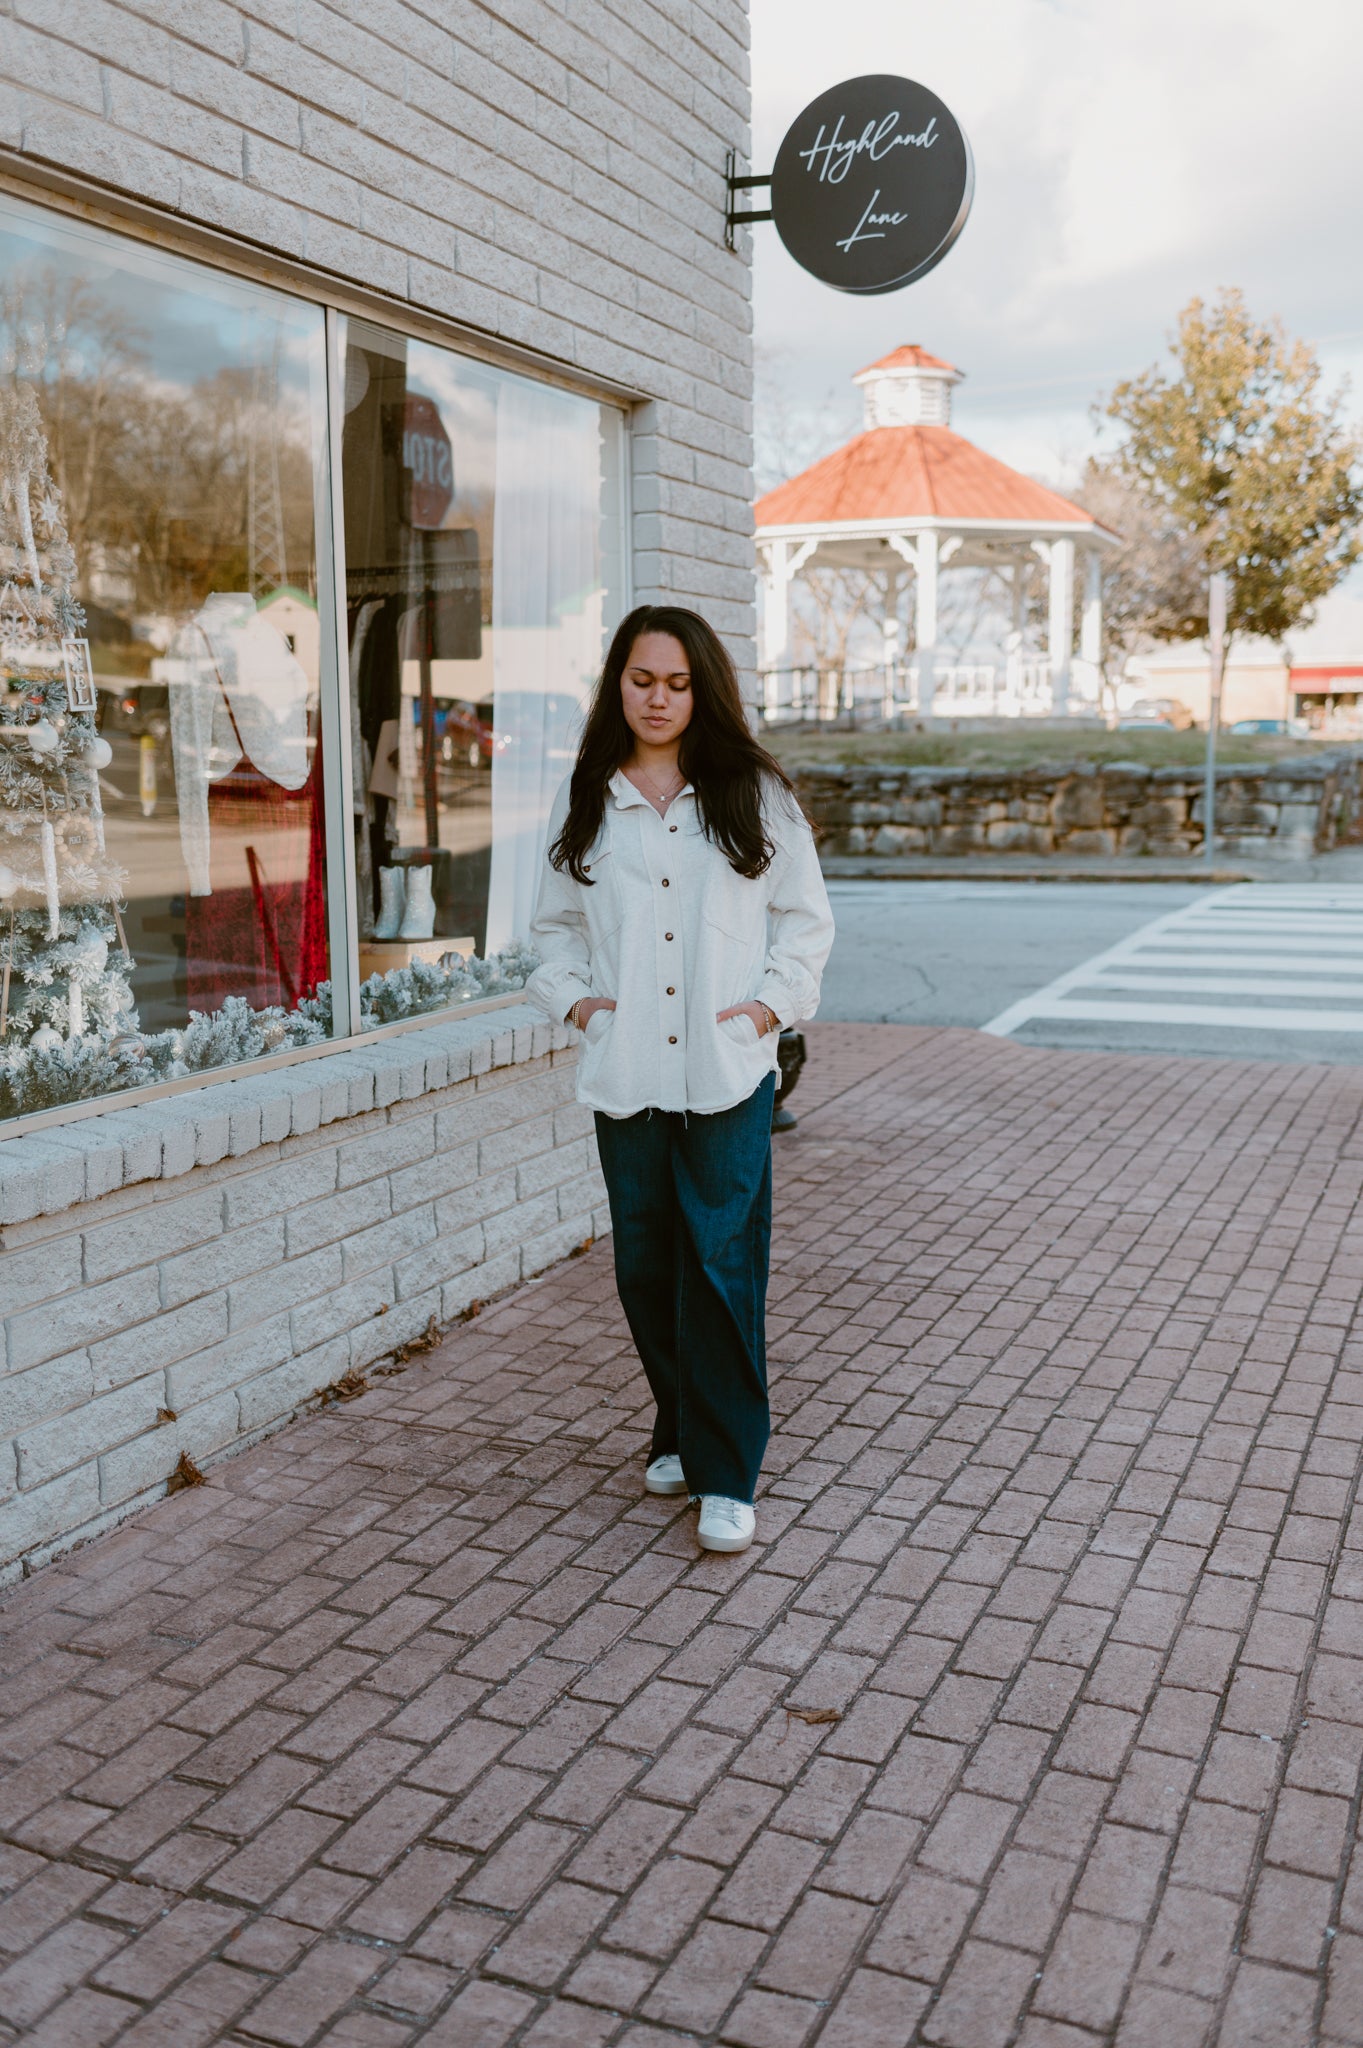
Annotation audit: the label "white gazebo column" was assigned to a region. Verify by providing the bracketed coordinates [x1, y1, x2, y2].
[1080, 547, 1103, 664]
[1047, 536, 1075, 714]
[760, 539, 791, 673]
[914, 530, 939, 713]
[882, 562, 901, 717]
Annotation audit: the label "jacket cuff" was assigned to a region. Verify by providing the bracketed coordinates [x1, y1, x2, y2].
[757, 978, 801, 1029]
[525, 967, 593, 1025]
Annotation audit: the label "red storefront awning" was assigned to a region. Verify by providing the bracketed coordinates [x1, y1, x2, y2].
[1290, 665, 1363, 694]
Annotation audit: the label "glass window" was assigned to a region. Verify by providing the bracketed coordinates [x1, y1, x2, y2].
[0, 194, 334, 1122]
[341, 317, 625, 1026]
[0, 189, 629, 1129]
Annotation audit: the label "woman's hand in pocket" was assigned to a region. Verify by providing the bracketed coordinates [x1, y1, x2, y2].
[716, 1000, 774, 1037]
[572, 996, 617, 1029]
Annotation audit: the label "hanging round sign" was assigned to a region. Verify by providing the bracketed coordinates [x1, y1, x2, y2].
[770, 75, 973, 296]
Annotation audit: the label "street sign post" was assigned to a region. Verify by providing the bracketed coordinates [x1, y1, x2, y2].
[402, 392, 456, 846]
[1204, 572, 1228, 868]
[727, 75, 973, 296]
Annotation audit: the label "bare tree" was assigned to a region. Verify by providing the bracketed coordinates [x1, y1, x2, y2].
[753, 343, 856, 497]
[1072, 459, 1207, 709]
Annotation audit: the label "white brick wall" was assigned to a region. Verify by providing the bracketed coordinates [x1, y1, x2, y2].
[0, 3, 755, 1577]
[0, 0, 756, 650]
[0, 1007, 610, 1583]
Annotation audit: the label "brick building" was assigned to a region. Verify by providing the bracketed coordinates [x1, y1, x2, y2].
[0, 1, 755, 1579]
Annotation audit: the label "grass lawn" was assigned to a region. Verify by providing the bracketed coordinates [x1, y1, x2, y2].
[762, 722, 1347, 773]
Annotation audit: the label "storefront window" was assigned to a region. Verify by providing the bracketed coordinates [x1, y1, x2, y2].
[0, 191, 629, 1127]
[341, 317, 625, 1026]
[0, 194, 333, 1120]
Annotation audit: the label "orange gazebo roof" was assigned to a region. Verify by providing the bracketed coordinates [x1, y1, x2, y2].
[755, 425, 1099, 531]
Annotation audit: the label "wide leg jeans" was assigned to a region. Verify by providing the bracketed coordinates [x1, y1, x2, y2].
[594, 1072, 777, 1504]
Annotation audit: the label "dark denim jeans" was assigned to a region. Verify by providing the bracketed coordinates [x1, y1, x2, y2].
[594, 1073, 777, 1504]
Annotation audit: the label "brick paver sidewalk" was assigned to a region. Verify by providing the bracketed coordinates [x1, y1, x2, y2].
[2, 1023, 1363, 2048]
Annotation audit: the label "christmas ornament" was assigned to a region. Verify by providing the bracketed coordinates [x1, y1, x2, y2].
[27, 718, 58, 758]
[29, 1024, 61, 1052]
[39, 816, 59, 938]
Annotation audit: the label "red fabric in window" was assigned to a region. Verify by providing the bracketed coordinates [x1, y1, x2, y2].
[185, 750, 328, 1015]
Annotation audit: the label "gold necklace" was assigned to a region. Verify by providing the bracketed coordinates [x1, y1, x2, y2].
[635, 762, 683, 811]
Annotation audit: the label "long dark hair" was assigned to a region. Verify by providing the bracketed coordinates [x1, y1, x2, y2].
[549, 605, 795, 884]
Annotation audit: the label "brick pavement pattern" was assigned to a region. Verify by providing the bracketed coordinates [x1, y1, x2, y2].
[2, 1022, 1362, 2047]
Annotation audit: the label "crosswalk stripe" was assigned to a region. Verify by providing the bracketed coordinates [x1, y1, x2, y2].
[1085, 973, 1363, 999]
[1028, 998, 1363, 1031]
[1130, 952, 1363, 974]
[982, 883, 1363, 1040]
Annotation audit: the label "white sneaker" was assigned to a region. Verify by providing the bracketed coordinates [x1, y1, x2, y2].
[697, 1496, 756, 1552]
[645, 1454, 687, 1496]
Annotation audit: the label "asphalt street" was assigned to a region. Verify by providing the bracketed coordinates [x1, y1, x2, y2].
[822, 878, 1363, 1063]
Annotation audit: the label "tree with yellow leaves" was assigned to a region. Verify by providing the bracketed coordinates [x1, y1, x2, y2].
[1102, 289, 1363, 658]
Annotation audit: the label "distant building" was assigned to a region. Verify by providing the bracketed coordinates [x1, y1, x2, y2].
[1125, 580, 1363, 731]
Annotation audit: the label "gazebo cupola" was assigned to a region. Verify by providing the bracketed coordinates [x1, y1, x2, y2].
[854, 345, 963, 429]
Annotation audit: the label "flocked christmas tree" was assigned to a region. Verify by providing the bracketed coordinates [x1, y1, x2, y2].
[0, 379, 143, 1117]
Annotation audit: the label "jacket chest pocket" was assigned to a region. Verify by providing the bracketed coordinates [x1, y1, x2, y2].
[706, 858, 763, 943]
[581, 838, 623, 941]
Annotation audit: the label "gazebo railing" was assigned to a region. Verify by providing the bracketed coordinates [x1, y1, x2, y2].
[757, 658, 1063, 726]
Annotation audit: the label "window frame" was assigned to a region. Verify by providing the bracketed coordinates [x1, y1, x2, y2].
[0, 161, 636, 1142]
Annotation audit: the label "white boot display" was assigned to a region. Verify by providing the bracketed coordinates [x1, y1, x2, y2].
[374, 866, 406, 939]
[398, 865, 436, 939]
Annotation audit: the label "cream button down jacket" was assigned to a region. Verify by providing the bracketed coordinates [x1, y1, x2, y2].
[526, 769, 835, 1118]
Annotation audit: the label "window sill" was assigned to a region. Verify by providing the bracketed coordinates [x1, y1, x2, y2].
[0, 1000, 574, 1226]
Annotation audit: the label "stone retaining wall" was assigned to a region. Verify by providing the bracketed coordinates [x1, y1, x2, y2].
[0, 1006, 602, 1583]
[794, 751, 1363, 860]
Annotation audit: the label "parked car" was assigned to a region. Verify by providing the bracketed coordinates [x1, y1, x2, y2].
[438, 699, 496, 769]
[1227, 718, 1287, 735]
[103, 678, 170, 740]
[1122, 696, 1194, 729]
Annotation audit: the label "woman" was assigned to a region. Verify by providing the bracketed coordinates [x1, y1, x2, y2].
[526, 605, 834, 1553]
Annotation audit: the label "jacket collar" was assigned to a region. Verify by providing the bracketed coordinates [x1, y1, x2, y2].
[608, 768, 695, 811]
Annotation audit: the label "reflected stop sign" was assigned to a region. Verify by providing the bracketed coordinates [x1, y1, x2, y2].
[403, 392, 453, 529]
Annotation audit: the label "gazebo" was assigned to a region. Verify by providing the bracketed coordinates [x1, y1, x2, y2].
[754, 347, 1118, 718]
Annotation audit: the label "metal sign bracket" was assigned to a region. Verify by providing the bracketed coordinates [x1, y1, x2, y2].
[725, 150, 773, 249]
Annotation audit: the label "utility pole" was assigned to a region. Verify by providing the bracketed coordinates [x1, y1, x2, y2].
[1203, 572, 1228, 869]
[247, 335, 287, 598]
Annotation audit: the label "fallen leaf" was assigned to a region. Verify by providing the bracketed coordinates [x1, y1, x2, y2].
[167, 1450, 205, 1494]
[785, 1706, 841, 1725]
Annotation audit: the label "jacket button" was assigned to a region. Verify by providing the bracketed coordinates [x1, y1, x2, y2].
[668, 1035, 677, 1045]
[666, 987, 675, 996]
[669, 825, 677, 832]
[664, 932, 673, 941]
[661, 878, 670, 887]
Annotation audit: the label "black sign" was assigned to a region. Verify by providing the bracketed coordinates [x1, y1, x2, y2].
[770, 75, 973, 296]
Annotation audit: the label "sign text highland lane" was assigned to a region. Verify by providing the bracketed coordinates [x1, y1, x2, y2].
[770, 74, 973, 294]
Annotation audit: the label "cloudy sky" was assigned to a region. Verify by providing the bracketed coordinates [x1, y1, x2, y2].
[748, 0, 1363, 487]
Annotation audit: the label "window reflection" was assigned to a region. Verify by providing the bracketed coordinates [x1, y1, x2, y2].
[0, 196, 331, 1118]
[342, 319, 621, 1020]
[0, 191, 627, 1124]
